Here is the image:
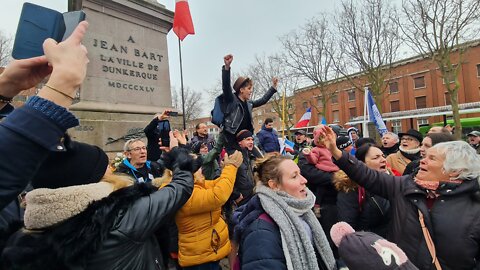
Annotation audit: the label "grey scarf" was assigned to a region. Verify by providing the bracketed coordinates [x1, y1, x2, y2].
[256, 185, 336, 270]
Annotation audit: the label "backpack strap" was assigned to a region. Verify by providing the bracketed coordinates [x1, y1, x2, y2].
[418, 209, 442, 270]
[258, 213, 274, 224]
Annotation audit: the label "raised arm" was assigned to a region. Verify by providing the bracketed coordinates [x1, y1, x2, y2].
[0, 22, 89, 210]
[251, 77, 278, 108]
[317, 125, 402, 198]
[120, 147, 195, 240]
[222, 54, 235, 102]
[144, 111, 169, 137]
[180, 163, 239, 215]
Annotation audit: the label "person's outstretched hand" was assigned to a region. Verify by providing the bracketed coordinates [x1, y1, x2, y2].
[224, 54, 233, 70]
[223, 150, 243, 168]
[173, 129, 187, 145]
[0, 56, 52, 98]
[272, 77, 279, 89]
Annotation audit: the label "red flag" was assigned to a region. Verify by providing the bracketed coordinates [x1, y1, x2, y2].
[173, 0, 195, 41]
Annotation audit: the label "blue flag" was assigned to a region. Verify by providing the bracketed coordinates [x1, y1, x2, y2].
[321, 116, 327, 125]
[367, 90, 388, 136]
[281, 138, 295, 156]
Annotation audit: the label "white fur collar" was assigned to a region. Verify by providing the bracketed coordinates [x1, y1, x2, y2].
[399, 146, 420, 155]
[24, 182, 114, 230]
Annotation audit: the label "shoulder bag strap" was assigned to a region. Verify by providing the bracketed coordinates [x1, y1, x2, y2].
[418, 209, 442, 270]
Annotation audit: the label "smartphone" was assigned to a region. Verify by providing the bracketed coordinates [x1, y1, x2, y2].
[12, 3, 86, 59]
[167, 111, 179, 117]
[62, 11, 86, 41]
[157, 121, 171, 147]
[12, 3, 65, 59]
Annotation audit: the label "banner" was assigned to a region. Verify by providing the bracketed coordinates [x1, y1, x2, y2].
[367, 90, 388, 136]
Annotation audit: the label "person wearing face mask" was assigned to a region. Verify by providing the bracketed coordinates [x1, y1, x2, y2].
[317, 124, 480, 270]
[403, 133, 455, 176]
[234, 155, 337, 270]
[334, 144, 391, 238]
[386, 129, 423, 175]
[221, 54, 278, 153]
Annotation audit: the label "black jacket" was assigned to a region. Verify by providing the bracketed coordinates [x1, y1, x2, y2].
[144, 118, 170, 161]
[230, 148, 256, 203]
[221, 66, 277, 137]
[298, 153, 337, 205]
[335, 151, 480, 270]
[381, 143, 399, 156]
[334, 178, 390, 238]
[2, 168, 194, 270]
[0, 105, 73, 211]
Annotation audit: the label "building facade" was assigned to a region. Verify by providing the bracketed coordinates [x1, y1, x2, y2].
[287, 42, 480, 134]
[186, 116, 220, 141]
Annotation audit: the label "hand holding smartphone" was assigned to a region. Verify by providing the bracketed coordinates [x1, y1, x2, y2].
[166, 111, 179, 117]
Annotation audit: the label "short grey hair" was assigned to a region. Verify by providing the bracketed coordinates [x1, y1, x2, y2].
[432, 141, 480, 180]
[383, 132, 399, 142]
[123, 138, 144, 152]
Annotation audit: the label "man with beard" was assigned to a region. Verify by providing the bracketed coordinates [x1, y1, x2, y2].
[190, 122, 215, 151]
[380, 132, 399, 156]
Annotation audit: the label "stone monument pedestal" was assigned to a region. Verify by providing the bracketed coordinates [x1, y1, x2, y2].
[67, 0, 178, 155]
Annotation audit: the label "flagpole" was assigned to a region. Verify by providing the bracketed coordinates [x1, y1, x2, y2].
[282, 87, 286, 138]
[363, 87, 369, 138]
[178, 38, 186, 130]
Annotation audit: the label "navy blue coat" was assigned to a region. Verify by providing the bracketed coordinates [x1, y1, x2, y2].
[256, 126, 280, 153]
[236, 196, 286, 270]
[0, 105, 72, 211]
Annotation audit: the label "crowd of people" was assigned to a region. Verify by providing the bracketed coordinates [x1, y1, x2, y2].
[1, 21, 480, 270]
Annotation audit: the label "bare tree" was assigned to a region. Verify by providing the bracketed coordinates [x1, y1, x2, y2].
[279, 15, 339, 120]
[171, 86, 204, 122]
[333, 0, 401, 112]
[398, 0, 480, 139]
[247, 54, 299, 136]
[0, 31, 12, 67]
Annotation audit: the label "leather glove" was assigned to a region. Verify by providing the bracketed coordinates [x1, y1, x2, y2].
[223, 150, 243, 168]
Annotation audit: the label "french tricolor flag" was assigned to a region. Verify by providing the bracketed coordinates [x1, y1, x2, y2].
[294, 107, 311, 128]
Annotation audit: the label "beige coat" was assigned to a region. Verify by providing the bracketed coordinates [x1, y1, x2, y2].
[386, 151, 412, 175]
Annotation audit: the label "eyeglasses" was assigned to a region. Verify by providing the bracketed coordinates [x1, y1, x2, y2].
[400, 137, 415, 142]
[129, 146, 147, 152]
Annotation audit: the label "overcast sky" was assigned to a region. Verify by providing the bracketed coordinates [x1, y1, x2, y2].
[1, 0, 338, 115]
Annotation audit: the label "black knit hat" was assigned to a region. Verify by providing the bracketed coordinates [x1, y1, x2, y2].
[236, 129, 253, 142]
[31, 138, 109, 189]
[336, 136, 352, 150]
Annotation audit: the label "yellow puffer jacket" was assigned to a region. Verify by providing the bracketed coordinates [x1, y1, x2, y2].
[176, 164, 238, 267]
